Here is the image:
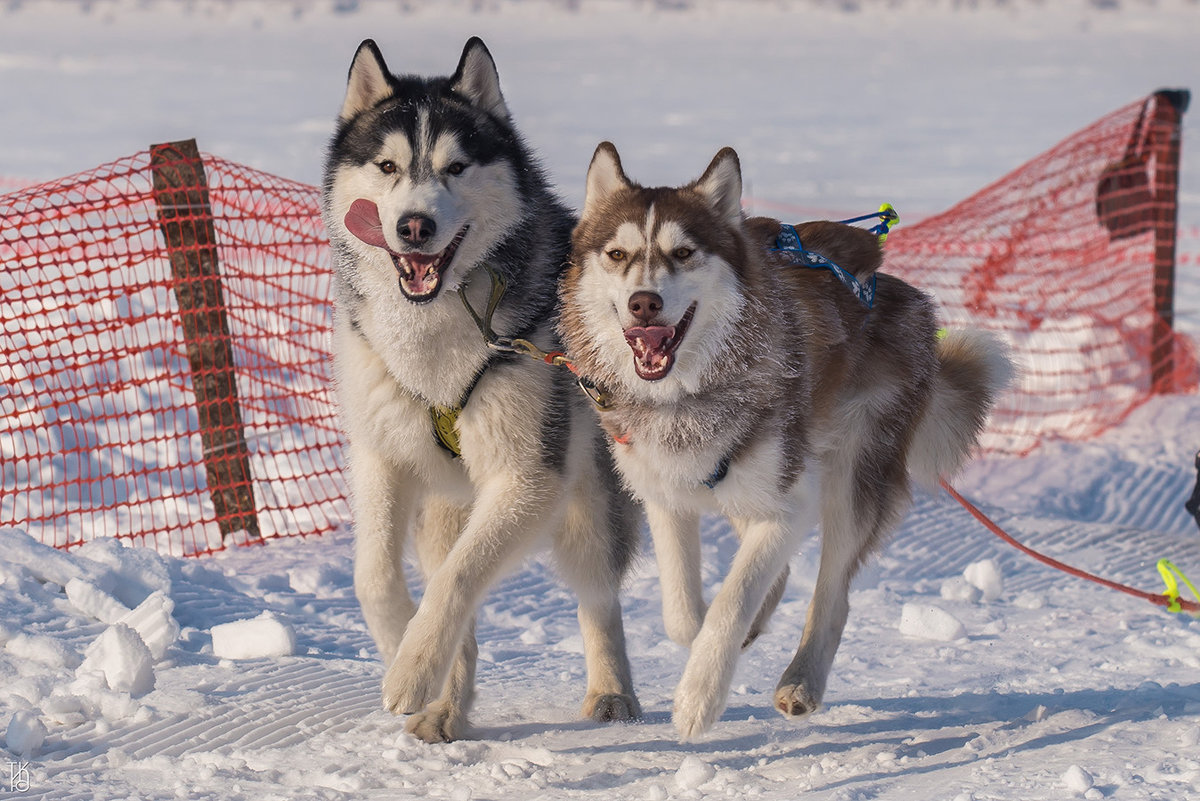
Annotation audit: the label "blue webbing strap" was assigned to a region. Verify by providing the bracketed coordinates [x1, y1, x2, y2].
[772, 223, 877, 309]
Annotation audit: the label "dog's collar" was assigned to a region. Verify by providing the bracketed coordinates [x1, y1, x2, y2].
[702, 451, 733, 489]
[429, 265, 529, 459]
[457, 263, 615, 411]
[772, 223, 876, 309]
[609, 429, 733, 490]
[434, 264, 615, 459]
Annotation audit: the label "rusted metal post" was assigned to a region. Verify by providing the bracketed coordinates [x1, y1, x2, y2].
[1149, 89, 1189, 394]
[150, 139, 260, 541]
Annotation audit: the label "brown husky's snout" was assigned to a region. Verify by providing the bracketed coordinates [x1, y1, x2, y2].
[627, 291, 663, 324]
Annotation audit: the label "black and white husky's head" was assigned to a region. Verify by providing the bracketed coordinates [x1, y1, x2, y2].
[324, 38, 533, 304]
[561, 143, 751, 401]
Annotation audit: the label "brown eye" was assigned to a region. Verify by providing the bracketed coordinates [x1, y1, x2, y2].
[673, 246, 694, 260]
[379, 160, 397, 175]
[607, 249, 626, 261]
[446, 162, 467, 176]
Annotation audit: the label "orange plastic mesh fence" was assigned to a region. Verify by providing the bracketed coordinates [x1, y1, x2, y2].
[885, 92, 1196, 456]
[1, 146, 344, 557]
[0, 93, 1193, 555]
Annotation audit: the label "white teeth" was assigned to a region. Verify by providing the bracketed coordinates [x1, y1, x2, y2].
[395, 227, 467, 284]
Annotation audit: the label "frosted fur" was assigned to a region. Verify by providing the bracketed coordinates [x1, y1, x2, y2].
[560, 143, 1014, 739]
[325, 40, 640, 742]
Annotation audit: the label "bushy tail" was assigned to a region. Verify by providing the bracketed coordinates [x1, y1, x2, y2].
[908, 329, 1016, 487]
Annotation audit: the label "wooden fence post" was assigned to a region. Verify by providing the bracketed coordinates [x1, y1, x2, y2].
[150, 139, 260, 541]
[1150, 89, 1189, 394]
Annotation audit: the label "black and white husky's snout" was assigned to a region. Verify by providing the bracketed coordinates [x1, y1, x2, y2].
[342, 198, 468, 302]
[397, 212, 437, 246]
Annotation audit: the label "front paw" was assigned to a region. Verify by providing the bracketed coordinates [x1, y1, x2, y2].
[382, 651, 438, 714]
[583, 692, 641, 723]
[404, 702, 468, 743]
[672, 664, 727, 741]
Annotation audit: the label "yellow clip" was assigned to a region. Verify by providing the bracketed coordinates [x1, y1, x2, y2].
[877, 202, 899, 246]
[430, 404, 463, 457]
[1157, 558, 1200, 616]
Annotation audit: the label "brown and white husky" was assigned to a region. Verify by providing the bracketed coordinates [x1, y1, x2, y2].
[558, 142, 1014, 739]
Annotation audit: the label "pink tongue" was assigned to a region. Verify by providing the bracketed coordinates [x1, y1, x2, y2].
[344, 199, 389, 250]
[624, 325, 675, 358]
[404, 269, 438, 295]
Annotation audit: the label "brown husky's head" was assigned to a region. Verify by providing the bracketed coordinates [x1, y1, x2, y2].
[561, 143, 752, 399]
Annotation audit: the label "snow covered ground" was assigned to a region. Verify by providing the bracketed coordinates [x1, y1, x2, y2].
[4, 401, 1200, 801]
[3, 1, 1200, 799]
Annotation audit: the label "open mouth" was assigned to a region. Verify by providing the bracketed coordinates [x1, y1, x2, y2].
[343, 198, 468, 303]
[389, 227, 468, 303]
[623, 302, 696, 381]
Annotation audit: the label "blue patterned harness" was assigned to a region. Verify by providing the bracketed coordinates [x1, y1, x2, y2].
[771, 223, 877, 309]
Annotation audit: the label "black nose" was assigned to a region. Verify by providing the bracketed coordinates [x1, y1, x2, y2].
[398, 214, 437, 246]
[627, 291, 664, 323]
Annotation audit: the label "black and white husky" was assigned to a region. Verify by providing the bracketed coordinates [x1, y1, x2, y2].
[559, 143, 1014, 740]
[322, 41, 640, 742]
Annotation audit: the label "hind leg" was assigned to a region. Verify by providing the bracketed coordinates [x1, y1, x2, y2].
[554, 478, 641, 722]
[645, 502, 706, 646]
[403, 497, 479, 743]
[774, 455, 910, 718]
[728, 515, 790, 650]
[744, 566, 788, 649]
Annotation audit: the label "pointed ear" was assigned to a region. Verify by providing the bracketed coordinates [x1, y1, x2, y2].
[692, 147, 743, 225]
[340, 40, 393, 121]
[450, 37, 509, 120]
[583, 142, 631, 219]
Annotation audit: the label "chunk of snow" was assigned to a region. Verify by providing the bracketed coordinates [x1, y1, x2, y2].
[963, 559, 1003, 601]
[675, 755, 716, 790]
[210, 613, 296, 659]
[5, 710, 47, 757]
[899, 603, 967, 641]
[520, 622, 548, 646]
[117, 590, 179, 661]
[66, 577, 129, 623]
[0, 528, 93, 589]
[1013, 591, 1046, 609]
[75, 537, 171, 607]
[79, 623, 155, 697]
[940, 576, 982, 603]
[6, 633, 82, 670]
[288, 562, 349, 598]
[1062, 764, 1094, 794]
[41, 693, 87, 726]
